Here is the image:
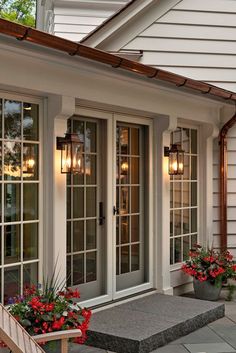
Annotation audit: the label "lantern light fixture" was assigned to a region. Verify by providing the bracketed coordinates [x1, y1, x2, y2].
[164, 144, 184, 175]
[57, 132, 83, 174]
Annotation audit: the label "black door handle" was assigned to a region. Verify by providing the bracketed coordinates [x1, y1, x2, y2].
[99, 202, 105, 225]
[113, 206, 119, 215]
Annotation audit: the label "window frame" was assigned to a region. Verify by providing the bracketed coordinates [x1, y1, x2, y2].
[0, 91, 43, 303]
[170, 123, 199, 271]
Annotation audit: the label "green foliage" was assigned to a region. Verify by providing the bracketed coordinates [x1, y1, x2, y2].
[0, 0, 36, 27]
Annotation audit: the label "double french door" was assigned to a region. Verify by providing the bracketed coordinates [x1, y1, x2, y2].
[66, 113, 150, 303]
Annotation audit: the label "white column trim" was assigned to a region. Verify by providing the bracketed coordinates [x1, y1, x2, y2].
[154, 114, 177, 295]
[45, 95, 75, 283]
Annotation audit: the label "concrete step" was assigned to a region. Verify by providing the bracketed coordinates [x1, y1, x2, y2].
[86, 293, 224, 353]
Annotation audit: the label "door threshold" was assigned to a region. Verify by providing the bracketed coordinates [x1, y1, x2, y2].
[90, 288, 157, 312]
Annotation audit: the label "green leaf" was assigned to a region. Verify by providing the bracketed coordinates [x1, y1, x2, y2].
[20, 319, 32, 327]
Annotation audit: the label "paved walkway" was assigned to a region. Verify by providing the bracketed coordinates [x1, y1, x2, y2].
[71, 290, 236, 353]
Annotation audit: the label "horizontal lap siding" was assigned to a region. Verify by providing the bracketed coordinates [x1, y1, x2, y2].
[52, 1, 129, 41]
[122, 1, 236, 91]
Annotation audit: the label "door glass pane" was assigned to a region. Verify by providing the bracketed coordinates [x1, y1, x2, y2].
[4, 100, 21, 139]
[73, 221, 84, 252]
[23, 223, 38, 260]
[73, 254, 84, 285]
[86, 251, 96, 282]
[131, 215, 139, 242]
[121, 216, 129, 244]
[86, 220, 96, 250]
[131, 186, 139, 213]
[120, 186, 129, 214]
[121, 246, 129, 274]
[4, 266, 20, 304]
[120, 157, 129, 184]
[86, 187, 96, 217]
[67, 255, 72, 286]
[4, 183, 21, 222]
[4, 141, 21, 180]
[4, 225, 21, 264]
[183, 183, 189, 207]
[73, 188, 84, 218]
[131, 244, 139, 271]
[23, 183, 38, 220]
[23, 103, 39, 141]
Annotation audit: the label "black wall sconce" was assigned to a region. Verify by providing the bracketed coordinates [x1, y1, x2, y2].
[57, 132, 83, 174]
[164, 144, 184, 175]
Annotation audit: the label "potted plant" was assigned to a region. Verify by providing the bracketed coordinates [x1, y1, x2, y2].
[0, 283, 91, 351]
[181, 245, 236, 301]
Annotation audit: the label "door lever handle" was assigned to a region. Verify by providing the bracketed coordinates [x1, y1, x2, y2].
[99, 202, 105, 225]
[113, 206, 119, 215]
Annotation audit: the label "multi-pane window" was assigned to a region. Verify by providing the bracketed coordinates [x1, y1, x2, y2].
[66, 117, 98, 287]
[0, 98, 40, 303]
[170, 127, 198, 265]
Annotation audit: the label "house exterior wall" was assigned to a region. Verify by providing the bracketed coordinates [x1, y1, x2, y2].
[0, 33, 227, 299]
[38, 0, 129, 42]
[122, 0, 236, 92]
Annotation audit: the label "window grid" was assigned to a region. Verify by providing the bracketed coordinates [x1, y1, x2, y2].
[66, 118, 98, 287]
[116, 125, 142, 275]
[170, 127, 198, 266]
[0, 98, 40, 304]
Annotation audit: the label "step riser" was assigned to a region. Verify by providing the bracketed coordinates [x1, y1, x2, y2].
[86, 294, 225, 353]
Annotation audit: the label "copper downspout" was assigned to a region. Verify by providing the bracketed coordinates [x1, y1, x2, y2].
[219, 113, 236, 251]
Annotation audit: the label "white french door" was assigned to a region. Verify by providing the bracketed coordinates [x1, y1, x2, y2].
[68, 108, 153, 306]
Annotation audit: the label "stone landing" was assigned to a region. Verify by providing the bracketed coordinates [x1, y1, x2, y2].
[86, 293, 225, 353]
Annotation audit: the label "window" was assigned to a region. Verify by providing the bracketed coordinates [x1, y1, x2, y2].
[170, 127, 198, 265]
[0, 98, 40, 303]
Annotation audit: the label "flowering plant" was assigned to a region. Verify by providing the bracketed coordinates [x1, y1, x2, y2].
[181, 245, 236, 285]
[0, 284, 91, 347]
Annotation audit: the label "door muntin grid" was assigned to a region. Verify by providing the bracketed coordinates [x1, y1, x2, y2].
[0, 98, 40, 304]
[66, 117, 100, 289]
[116, 124, 143, 278]
[170, 127, 198, 265]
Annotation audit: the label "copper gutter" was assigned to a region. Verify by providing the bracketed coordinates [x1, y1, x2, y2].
[219, 113, 236, 251]
[1, 19, 236, 103]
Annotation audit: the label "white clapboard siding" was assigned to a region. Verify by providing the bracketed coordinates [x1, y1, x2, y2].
[125, 38, 236, 55]
[159, 10, 236, 27]
[138, 52, 236, 68]
[175, 0, 236, 12]
[122, 0, 236, 92]
[139, 23, 236, 40]
[51, 0, 129, 41]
